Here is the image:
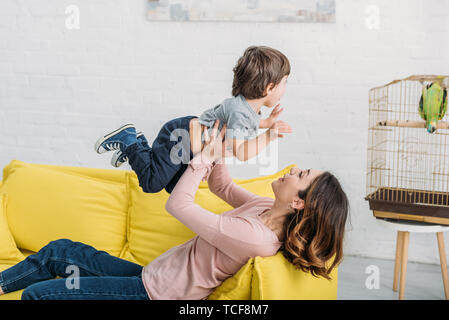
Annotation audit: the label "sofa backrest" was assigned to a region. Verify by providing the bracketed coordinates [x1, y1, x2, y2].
[1, 160, 129, 257]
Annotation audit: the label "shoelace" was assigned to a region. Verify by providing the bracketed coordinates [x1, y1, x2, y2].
[105, 142, 121, 150]
[116, 151, 128, 163]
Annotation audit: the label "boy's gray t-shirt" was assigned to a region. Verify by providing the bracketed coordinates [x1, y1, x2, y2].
[198, 94, 261, 140]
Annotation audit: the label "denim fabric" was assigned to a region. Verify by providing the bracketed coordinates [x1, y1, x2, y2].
[124, 115, 197, 194]
[0, 239, 149, 300]
[97, 125, 137, 153]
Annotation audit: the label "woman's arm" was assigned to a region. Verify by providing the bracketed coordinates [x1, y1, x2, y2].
[165, 120, 228, 243]
[165, 154, 273, 262]
[165, 124, 276, 262]
[207, 162, 259, 208]
[165, 156, 221, 244]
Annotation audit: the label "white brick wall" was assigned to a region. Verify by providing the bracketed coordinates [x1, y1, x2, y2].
[0, 0, 448, 266]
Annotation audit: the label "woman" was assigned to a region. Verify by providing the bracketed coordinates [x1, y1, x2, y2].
[0, 122, 349, 300]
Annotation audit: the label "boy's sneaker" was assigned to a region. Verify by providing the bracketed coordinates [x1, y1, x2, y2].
[110, 132, 148, 168]
[94, 124, 137, 154]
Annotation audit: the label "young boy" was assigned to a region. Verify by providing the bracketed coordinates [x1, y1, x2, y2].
[94, 46, 292, 194]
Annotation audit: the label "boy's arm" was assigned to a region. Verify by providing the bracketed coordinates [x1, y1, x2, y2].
[231, 120, 292, 162]
[259, 118, 270, 129]
[231, 131, 272, 162]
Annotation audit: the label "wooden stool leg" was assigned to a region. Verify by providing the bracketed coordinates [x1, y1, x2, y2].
[399, 231, 410, 300]
[436, 232, 449, 300]
[393, 231, 404, 292]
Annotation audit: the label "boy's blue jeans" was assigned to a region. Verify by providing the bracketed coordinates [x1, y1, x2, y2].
[0, 239, 149, 300]
[124, 115, 197, 194]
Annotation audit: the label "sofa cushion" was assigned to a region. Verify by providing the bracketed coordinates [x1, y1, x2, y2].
[251, 252, 338, 300]
[0, 194, 25, 264]
[125, 174, 196, 266]
[30, 162, 128, 185]
[206, 258, 253, 300]
[0, 160, 128, 257]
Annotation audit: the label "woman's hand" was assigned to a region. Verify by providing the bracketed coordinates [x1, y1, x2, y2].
[200, 120, 231, 163]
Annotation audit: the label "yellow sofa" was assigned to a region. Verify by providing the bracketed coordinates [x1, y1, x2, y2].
[0, 160, 338, 300]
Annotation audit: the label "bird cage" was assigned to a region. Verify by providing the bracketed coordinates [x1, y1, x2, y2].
[365, 75, 449, 225]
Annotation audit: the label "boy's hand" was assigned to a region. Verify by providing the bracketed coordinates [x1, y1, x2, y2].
[269, 120, 292, 140]
[260, 104, 283, 128]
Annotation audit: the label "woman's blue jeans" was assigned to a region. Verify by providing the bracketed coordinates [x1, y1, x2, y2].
[0, 239, 150, 300]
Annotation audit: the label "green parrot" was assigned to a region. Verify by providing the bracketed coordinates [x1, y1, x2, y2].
[418, 80, 448, 134]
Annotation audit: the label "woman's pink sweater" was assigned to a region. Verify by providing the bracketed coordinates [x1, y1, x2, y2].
[141, 155, 282, 300]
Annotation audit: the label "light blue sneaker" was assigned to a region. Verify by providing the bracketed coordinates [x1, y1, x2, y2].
[110, 132, 148, 168]
[94, 124, 137, 154]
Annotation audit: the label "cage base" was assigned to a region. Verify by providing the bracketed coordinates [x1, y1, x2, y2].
[372, 210, 449, 226]
[365, 187, 449, 225]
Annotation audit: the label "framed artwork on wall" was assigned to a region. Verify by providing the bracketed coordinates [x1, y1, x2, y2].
[147, 0, 336, 23]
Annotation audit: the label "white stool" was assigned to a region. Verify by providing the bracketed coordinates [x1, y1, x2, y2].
[376, 218, 449, 300]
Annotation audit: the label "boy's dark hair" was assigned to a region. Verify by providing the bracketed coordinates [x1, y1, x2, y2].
[232, 46, 290, 99]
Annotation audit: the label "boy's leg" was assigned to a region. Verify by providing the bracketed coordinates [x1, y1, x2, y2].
[0, 239, 143, 295]
[164, 117, 197, 193]
[124, 116, 196, 194]
[124, 141, 183, 193]
[21, 276, 149, 300]
[94, 124, 137, 154]
[110, 132, 149, 168]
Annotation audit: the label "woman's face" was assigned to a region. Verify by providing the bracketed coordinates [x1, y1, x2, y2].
[272, 166, 324, 210]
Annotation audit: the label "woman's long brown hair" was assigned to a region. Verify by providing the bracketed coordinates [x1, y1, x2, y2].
[280, 171, 349, 280]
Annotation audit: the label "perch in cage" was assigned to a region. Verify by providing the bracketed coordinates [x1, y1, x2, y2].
[365, 75, 449, 225]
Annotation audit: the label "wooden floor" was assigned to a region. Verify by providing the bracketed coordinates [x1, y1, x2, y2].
[337, 255, 448, 300]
